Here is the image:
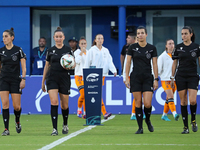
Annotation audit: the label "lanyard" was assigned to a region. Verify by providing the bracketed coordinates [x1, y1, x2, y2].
[38, 47, 47, 59]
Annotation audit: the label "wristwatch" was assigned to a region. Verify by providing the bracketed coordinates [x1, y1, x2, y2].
[21, 77, 26, 80]
[154, 78, 159, 81]
[170, 76, 174, 79]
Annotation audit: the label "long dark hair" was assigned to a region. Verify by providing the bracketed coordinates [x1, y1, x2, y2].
[92, 34, 103, 46]
[182, 26, 195, 42]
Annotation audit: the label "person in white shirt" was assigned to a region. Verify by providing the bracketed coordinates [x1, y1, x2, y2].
[84, 34, 117, 119]
[158, 39, 179, 121]
[74, 38, 88, 119]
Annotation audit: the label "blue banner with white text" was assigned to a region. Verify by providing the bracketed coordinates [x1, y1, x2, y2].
[1, 76, 200, 115]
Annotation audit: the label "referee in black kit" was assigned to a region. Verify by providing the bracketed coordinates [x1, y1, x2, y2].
[0, 28, 26, 136]
[171, 26, 199, 134]
[125, 26, 158, 134]
[42, 27, 75, 136]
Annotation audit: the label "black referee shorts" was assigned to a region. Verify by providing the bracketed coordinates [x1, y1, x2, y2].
[130, 72, 154, 93]
[0, 77, 22, 94]
[175, 74, 199, 91]
[46, 72, 71, 95]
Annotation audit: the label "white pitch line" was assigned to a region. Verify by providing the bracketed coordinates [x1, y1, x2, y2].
[38, 115, 115, 150]
[58, 143, 200, 146]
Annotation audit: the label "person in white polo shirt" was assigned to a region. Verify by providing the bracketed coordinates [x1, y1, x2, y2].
[74, 37, 88, 119]
[84, 34, 117, 119]
[158, 39, 180, 122]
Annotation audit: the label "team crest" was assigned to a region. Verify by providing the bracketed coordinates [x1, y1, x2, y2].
[191, 51, 196, 57]
[12, 55, 17, 61]
[2, 51, 5, 54]
[146, 53, 151, 59]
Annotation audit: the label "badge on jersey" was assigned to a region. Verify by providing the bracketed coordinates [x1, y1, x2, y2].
[191, 51, 196, 57]
[146, 53, 151, 59]
[12, 55, 18, 61]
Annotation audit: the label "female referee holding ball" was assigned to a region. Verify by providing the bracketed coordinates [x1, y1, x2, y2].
[0, 28, 26, 136]
[42, 27, 75, 136]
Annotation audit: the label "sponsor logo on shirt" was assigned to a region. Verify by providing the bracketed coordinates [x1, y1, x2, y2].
[49, 50, 57, 55]
[132, 48, 141, 53]
[177, 48, 185, 52]
[0, 51, 6, 56]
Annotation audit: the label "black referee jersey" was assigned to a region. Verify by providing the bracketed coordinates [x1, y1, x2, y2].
[0, 45, 26, 78]
[172, 42, 200, 75]
[127, 43, 157, 74]
[46, 45, 74, 73]
[121, 44, 130, 56]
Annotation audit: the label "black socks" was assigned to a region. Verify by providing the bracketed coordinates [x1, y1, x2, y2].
[144, 106, 152, 123]
[181, 105, 188, 128]
[51, 105, 58, 130]
[136, 107, 143, 129]
[3, 109, 9, 130]
[62, 107, 69, 125]
[190, 103, 197, 122]
[14, 108, 22, 123]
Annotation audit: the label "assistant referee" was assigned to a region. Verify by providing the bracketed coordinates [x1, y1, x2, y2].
[0, 28, 26, 136]
[171, 26, 199, 134]
[125, 26, 158, 134]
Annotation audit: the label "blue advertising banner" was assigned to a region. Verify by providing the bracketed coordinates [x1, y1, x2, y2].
[83, 68, 103, 125]
[1, 76, 200, 115]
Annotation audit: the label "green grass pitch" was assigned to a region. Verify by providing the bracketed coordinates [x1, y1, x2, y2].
[0, 114, 199, 150]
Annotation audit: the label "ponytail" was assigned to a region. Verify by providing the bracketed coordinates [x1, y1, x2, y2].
[191, 32, 195, 43]
[4, 27, 15, 37]
[92, 39, 96, 46]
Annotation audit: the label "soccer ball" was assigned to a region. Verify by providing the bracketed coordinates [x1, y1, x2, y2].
[60, 54, 75, 69]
